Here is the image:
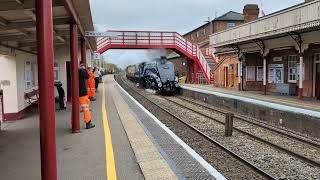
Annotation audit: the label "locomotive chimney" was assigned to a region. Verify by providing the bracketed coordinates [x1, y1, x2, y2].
[243, 4, 259, 23]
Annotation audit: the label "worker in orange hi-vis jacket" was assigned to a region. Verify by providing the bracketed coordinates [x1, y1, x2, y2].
[86, 65, 96, 101]
[79, 63, 95, 129]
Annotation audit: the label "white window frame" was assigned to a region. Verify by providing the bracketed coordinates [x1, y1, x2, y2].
[196, 31, 199, 38]
[203, 28, 206, 35]
[288, 55, 298, 83]
[54, 62, 60, 81]
[227, 22, 236, 29]
[246, 66, 255, 81]
[256, 66, 263, 81]
[24, 60, 33, 90]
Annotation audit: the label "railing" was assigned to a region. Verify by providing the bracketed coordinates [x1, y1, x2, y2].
[97, 31, 211, 82]
[210, 0, 320, 47]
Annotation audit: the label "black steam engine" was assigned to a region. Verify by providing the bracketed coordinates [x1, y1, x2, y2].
[126, 56, 179, 95]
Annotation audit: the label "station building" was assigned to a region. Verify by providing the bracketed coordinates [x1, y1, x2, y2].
[0, 0, 97, 121]
[210, 0, 320, 99]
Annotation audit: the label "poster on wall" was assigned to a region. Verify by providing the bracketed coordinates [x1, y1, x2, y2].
[25, 60, 33, 90]
[268, 64, 284, 84]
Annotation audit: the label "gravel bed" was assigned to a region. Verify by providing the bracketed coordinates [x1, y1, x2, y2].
[117, 77, 268, 180]
[145, 94, 320, 179]
[168, 96, 320, 163]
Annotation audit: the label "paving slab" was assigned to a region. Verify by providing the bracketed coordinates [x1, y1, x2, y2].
[108, 77, 178, 180]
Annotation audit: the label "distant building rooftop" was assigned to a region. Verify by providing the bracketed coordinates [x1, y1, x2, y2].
[184, 11, 244, 36]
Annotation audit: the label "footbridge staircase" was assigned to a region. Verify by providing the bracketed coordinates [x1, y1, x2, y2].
[96, 31, 212, 83]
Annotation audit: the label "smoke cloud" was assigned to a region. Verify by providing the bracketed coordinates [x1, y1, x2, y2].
[103, 49, 167, 69]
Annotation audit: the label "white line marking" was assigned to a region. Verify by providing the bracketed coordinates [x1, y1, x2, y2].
[115, 78, 226, 180]
[182, 85, 320, 118]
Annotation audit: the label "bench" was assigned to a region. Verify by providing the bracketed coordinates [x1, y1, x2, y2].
[25, 89, 39, 105]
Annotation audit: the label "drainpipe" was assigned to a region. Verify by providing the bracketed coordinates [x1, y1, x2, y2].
[35, 0, 57, 179]
[70, 24, 80, 133]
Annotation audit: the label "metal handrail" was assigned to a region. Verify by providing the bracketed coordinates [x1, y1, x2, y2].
[97, 31, 212, 82]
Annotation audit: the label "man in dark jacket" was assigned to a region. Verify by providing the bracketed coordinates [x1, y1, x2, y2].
[54, 82, 66, 110]
[79, 63, 95, 129]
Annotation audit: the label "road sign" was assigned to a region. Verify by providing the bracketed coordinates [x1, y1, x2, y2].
[94, 53, 101, 60]
[85, 31, 120, 38]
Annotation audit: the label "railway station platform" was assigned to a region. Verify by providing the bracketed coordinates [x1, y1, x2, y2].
[181, 84, 320, 139]
[182, 84, 320, 112]
[0, 75, 224, 180]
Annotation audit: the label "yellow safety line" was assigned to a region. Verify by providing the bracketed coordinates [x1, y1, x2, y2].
[102, 83, 117, 180]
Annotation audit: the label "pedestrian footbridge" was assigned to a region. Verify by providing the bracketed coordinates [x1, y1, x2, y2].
[96, 31, 212, 83]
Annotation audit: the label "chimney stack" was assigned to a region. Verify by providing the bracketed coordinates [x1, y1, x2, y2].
[243, 4, 259, 23]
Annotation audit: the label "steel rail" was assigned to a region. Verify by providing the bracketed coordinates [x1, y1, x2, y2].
[177, 96, 320, 148]
[164, 96, 320, 168]
[117, 76, 277, 180]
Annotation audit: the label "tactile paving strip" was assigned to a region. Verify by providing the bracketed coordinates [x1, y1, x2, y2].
[117, 85, 216, 180]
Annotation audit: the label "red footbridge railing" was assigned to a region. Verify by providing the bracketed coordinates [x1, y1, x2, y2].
[96, 30, 212, 83]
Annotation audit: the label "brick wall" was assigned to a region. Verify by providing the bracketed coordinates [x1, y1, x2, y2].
[213, 21, 243, 33]
[243, 48, 317, 97]
[214, 53, 240, 90]
[184, 21, 244, 45]
[184, 24, 212, 44]
[243, 52, 263, 91]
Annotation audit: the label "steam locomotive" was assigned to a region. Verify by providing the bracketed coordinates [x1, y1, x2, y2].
[126, 56, 179, 95]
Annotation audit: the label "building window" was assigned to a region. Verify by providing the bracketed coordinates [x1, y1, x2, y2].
[246, 66, 255, 81]
[196, 31, 199, 38]
[268, 64, 284, 84]
[203, 29, 206, 35]
[54, 62, 59, 81]
[25, 60, 33, 90]
[315, 53, 320, 62]
[288, 55, 298, 83]
[256, 66, 263, 81]
[227, 22, 236, 29]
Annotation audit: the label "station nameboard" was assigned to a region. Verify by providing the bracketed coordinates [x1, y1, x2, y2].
[85, 31, 120, 38]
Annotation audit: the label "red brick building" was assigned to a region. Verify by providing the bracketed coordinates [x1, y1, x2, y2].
[168, 11, 245, 83]
[211, 1, 320, 99]
[213, 4, 260, 90]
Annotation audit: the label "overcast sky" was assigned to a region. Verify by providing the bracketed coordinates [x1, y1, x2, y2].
[90, 0, 303, 68]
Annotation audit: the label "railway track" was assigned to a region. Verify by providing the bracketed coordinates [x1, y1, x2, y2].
[116, 75, 277, 180]
[176, 96, 320, 148]
[163, 96, 320, 168]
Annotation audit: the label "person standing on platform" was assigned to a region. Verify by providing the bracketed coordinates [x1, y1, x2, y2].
[93, 67, 101, 92]
[79, 63, 95, 129]
[54, 82, 66, 110]
[86, 65, 96, 101]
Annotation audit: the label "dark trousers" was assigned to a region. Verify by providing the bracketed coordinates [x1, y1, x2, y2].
[59, 95, 65, 109]
[95, 77, 99, 90]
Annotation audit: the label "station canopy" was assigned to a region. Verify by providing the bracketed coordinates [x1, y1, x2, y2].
[0, 0, 97, 54]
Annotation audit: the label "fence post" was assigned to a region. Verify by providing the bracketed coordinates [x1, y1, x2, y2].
[225, 113, 234, 137]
